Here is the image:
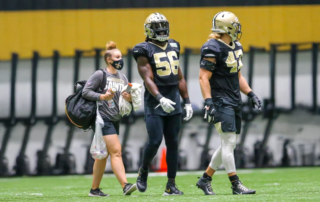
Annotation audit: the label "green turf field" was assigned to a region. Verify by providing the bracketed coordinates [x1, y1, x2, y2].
[0, 168, 319, 201]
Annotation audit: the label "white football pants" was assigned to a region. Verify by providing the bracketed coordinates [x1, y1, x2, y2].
[209, 132, 237, 173]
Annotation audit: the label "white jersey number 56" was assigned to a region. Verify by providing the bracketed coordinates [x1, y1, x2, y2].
[153, 51, 179, 76]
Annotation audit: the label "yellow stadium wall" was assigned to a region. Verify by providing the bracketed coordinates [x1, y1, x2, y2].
[0, 5, 318, 60]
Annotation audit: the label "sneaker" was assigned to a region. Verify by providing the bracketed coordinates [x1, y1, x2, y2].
[232, 181, 256, 195]
[196, 176, 216, 195]
[123, 183, 137, 195]
[88, 188, 109, 197]
[137, 166, 149, 192]
[163, 181, 184, 196]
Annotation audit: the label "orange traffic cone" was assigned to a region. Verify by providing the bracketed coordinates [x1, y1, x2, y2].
[157, 148, 167, 172]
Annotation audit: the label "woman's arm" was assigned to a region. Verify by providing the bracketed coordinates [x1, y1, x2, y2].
[82, 71, 113, 101]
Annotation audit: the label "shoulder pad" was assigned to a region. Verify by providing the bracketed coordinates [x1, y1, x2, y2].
[168, 39, 180, 57]
[235, 40, 242, 47]
[132, 42, 149, 61]
[201, 40, 220, 58]
[168, 39, 180, 50]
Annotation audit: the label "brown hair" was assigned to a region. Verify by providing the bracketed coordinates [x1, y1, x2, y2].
[104, 41, 117, 64]
[207, 33, 222, 41]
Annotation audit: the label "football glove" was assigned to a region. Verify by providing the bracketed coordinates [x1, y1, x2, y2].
[159, 97, 176, 113]
[204, 98, 218, 123]
[184, 104, 193, 121]
[247, 91, 262, 111]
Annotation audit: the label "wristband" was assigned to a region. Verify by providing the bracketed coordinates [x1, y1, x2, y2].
[205, 98, 213, 105]
[247, 91, 255, 98]
[183, 97, 191, 104]
[155, 93, 163, 102]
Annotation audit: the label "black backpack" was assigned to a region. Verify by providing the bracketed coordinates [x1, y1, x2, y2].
[65, 70, 106, 130]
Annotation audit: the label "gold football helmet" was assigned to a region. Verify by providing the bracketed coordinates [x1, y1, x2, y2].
[211, 11, 242, 41]
[144, 12, 169, 42]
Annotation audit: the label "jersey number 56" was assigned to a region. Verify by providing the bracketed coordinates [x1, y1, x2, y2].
[153, 51, 179, 76]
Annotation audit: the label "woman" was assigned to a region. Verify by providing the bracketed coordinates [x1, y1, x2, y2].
[82, 41, 137, 197]
[196, 11, 261, 195]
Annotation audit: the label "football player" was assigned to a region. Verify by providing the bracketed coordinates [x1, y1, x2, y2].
[132, 12, 193, 196]
[196, 11, 262, 195]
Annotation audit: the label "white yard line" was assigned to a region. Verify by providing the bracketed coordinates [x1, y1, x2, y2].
[82, 169, 256, 178]
[0, 168, 305, 181]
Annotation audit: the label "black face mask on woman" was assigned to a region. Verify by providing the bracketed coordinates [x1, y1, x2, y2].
[111, 59, 124, 70]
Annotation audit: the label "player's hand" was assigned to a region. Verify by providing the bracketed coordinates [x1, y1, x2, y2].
[247, 91, 262, 111]
[184, 104, 193, 121]
[204, 98, 218, 122]
[122, 92, 132, 102]
[159, 97, 176, 113]
[100, 89, 115, 101]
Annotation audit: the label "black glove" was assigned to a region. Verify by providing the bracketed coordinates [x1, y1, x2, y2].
[204, 98, 218, 122]
[247, 91, 262, 111]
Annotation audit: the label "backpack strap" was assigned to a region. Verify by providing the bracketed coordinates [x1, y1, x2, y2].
[98, 69, 107, 93]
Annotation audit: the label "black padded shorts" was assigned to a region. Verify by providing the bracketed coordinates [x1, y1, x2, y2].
[212, 100, 242, 134]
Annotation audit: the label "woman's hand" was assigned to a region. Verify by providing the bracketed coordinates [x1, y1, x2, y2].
[100, 89, 115, 101]
[122, 92, 132, 102]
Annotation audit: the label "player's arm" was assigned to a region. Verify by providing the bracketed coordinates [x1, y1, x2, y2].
[238, 71, 252, 95]
[136, 56, 160, 98]
[199, 57, 217, 122]
[199, 58, 214, 99]
[136, 56, 176, 113]
[178, 67, 193, 121]
[238, 71, 262, 110]
[178, 68, 190, 103]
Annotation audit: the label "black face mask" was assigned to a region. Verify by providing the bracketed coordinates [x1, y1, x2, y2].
[111, 59, 124, 70]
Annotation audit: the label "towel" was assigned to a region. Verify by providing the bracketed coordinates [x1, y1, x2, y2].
[119, 83, 142, 116]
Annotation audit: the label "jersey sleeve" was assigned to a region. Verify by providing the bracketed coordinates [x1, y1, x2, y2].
[168, 39, 181, 58]
[132, 42, 149, 61]
[200, 44, 220, 72]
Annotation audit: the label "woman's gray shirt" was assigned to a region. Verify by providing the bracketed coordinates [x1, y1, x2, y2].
[82, 69, 128, 122]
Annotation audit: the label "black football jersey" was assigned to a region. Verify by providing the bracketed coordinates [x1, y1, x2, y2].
[200, 39, 244, 106]
[132, 39, 182, 116]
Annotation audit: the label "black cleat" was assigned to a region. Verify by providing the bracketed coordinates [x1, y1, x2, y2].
[137, 167, 149, 192]
[232, 181, 256, 195]
[163, 181, 184, 196]
[88, 188, 109, 197]
[123, 183, 137, 195]
[196, 176, 216, 195]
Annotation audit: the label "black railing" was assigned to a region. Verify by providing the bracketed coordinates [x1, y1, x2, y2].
[312, 43, 319, 113]
[1, 43, 319, 176]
